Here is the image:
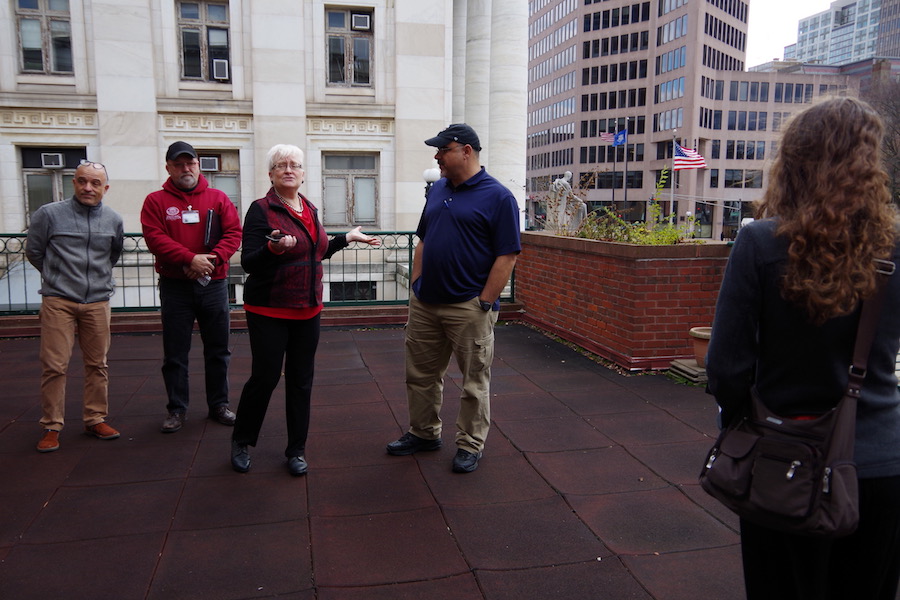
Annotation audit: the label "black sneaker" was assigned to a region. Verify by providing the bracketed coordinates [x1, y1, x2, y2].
[452, 448, 483, 473]
[386, 432, 442, 456]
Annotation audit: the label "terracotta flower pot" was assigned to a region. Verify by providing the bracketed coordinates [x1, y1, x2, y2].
[688, 326, 712, 368]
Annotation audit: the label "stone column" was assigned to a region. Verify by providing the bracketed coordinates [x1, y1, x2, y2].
[90, 0, 160, 226]
[464, 0, 492, 161]
[488, 0, 527, 214]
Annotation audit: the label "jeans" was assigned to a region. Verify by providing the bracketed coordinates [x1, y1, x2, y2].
[158, 277, 231, 415]
[232, 311, 320, 458]
[38, 296, 112, 430]
[404, 294, 498, 453]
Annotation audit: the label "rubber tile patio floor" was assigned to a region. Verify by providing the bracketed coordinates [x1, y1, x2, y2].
[0, 323, 744, 600]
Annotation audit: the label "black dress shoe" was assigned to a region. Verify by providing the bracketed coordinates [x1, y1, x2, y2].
[452, 448, 483, 473]
[386, 432, 442, 456]
[231, 441, 251, 473]
[288, 455, 308, 476]
[210, 405, 236, 426]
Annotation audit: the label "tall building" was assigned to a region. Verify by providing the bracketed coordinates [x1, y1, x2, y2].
[527, 0, 868, 240]
[0, 1, 528, 235]
[877, 0, 900, 56]
[783, 0, 881, 66]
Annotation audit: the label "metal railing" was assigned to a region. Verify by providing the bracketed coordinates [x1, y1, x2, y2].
[0, 232, 515, 315]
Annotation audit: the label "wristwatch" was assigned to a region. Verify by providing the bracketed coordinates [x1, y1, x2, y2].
[479, 299, 493, 312]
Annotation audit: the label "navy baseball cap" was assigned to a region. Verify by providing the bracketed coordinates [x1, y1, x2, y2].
[166, 141, 198, 161]
[425, 123, 482, 152]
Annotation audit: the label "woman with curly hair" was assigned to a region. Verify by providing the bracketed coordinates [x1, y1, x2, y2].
[706, 96, 900, 599]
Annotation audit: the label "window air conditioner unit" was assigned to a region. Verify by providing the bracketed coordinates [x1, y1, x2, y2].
[41, 153, 65, 169]
[351, 13, 371, 31]
[212, 59, 229, 80]
[199, 156, 219, 171]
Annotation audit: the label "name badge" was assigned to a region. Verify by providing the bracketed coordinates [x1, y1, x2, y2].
[182, 209, 200, 224]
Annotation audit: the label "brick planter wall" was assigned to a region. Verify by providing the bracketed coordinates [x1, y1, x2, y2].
[515, 231, 732, 370]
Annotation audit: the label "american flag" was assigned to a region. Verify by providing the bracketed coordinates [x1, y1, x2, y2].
[599, 132, 616, 143]
[673, 142, 707, 170]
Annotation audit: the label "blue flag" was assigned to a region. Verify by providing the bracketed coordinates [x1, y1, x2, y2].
[613, 130, 628, 147]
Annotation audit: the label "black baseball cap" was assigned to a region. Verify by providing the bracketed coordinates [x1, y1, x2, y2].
[166, 141, 198, 161]
[425, 123, 482, 152]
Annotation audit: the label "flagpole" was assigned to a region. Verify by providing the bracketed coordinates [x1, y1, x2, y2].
[611, 133, 617, 210]
[623, 118, 629, 207]
[671, 130, 676, 224]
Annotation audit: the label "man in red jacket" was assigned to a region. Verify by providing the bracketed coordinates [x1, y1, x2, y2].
[141, 141, 243, 433]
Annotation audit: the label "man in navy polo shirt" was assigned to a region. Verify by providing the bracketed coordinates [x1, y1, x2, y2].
[386, 124, 521, 473]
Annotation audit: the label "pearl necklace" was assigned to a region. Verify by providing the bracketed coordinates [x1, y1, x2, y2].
[275, 190, 303, 214]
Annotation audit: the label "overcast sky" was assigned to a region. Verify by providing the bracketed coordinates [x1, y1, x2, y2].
[745, 0, 834, 67]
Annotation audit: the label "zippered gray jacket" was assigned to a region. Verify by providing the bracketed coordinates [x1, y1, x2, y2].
[26, 197, 124, 303]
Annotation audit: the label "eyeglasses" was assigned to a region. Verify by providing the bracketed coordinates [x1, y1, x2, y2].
[79, 159, 107, 171]
[436, 144, 468, 155]
[272, 162, 303, 172]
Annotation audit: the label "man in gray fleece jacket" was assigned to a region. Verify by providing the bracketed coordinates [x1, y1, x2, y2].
[25, 160, 124, 453]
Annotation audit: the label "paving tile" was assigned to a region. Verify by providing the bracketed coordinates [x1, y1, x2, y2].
[587, 409, 709, 447]
[493, 415, 614, 452]
[310, 400, 399, 434]
[307, 461, 436, 517]
[443, 496, 610, 570]
[477, 560, 654, 600]
[63, 437, 198, 486]
[0, 532, 163, 599]
[317, 574, 482, 600]
[489, 389, 574, 420]
[623, 545, 745, 600]
[310, 507, 468, 586]
[149, 522, 312, 600]
[487, 372, 547, 396]
[305, 428, 404, 468]
[526, 446, 667, 496]
[172, 472, 307, 530]
[628, 439, 718, 486]
[552, 387, 656, 416]
[23, 480, 182, 543]
[569, 487, 741, 555]
[312, 381, 385, 406]
[420, 452, 558, 506]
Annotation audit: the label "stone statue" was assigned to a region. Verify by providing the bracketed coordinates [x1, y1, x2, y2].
[550, 171, 587, 231]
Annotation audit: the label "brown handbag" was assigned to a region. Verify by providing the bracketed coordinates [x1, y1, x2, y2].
[699, 262, 893, 538]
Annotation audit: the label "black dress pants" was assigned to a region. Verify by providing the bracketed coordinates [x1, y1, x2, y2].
[741, 475, 900, 600]
[232, 311, 320, 458]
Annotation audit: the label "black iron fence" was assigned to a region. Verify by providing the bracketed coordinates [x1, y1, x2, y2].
[0, 232, 514, 315]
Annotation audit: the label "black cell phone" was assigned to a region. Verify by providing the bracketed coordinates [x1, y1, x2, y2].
[266, 233, 285, 242]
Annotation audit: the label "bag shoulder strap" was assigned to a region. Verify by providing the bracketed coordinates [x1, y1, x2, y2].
[847, 259, 895, 395]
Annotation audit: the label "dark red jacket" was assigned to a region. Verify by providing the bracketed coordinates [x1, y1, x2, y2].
[241, 188, 347, 308]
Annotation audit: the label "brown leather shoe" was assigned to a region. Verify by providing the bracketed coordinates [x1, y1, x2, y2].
[209, 405, 236, 426]
[161, 412, 185, 433]
[37, 429, 60, 453]
[85, 422, 120, 440]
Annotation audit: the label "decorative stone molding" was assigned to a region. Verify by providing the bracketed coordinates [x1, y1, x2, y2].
[307, 118, 393, 136]
[160, 114, 253, 133]
[0, 110, 97, 129]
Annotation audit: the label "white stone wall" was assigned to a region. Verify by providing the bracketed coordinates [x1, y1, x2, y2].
[0, 0, 526, 234]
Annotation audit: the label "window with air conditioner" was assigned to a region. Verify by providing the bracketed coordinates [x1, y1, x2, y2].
[322, 153, 378, 227]
[16, 0, 73, 74]
[199, 156, 220, 171]
[178, 1, 230, 82]
[325, 8, 373, 87]
[21, 147, 84, 224]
